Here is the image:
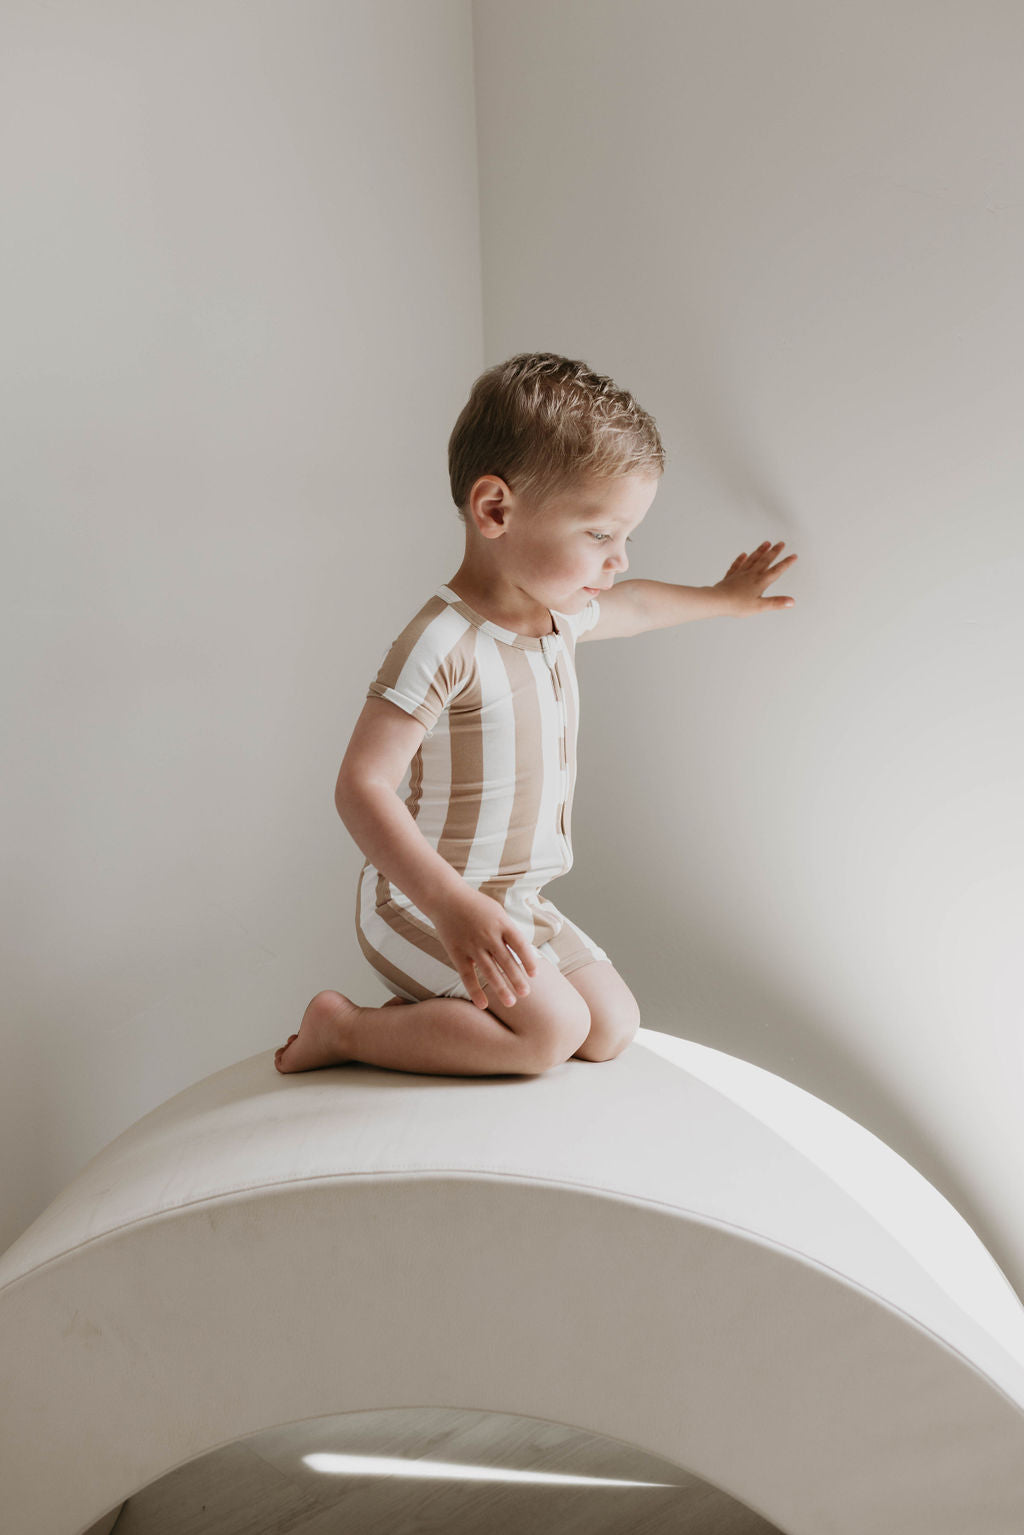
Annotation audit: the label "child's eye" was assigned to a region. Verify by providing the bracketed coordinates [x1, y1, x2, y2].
[587, 532, 633, 544]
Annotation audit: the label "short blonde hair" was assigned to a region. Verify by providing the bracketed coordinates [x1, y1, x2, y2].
[448, 352, 665, 520]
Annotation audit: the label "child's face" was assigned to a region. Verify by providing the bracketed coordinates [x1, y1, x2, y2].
[513, 472, 659, 611]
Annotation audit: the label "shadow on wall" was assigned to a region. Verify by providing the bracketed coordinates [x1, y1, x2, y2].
[660, 299, 803, 544]
[626, 897, 1023, 1305]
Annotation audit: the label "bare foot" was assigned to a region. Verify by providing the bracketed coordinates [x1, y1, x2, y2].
[275, 990, 362, 1074]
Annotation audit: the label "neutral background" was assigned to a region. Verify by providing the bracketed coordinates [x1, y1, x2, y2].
[3, 0, 1022, 1301]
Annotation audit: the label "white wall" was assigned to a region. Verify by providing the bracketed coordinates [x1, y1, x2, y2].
[473, 0, 1024, 1294]
[4, 0, 1022, 1310]
[1, 0, 480, 1252]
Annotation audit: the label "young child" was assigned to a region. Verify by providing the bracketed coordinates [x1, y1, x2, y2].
[275, 352, 797, 1078]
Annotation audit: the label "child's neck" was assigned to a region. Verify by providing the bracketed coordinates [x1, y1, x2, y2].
[445, 573, 555, 638]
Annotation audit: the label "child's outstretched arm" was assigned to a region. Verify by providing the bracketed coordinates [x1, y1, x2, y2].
[582, 541, 798, 639]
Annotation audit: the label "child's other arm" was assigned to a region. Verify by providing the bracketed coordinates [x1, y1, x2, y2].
[335, 698, 536, 1008]
[584, 541, 798, 639]
[336, 700, 473, 917]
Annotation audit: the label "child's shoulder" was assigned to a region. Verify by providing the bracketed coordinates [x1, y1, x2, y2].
[368, 586, 475, 721]
[381, 585, 458, 645]
[372, 585, 475, 676]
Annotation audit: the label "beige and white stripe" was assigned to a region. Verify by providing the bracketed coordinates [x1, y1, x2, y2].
[356, 584, 609, 1000]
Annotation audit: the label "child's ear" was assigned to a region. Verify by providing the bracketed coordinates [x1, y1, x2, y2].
[468, 475, 513, 539]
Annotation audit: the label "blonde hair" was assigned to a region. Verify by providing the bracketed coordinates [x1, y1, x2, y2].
[448, 352, 665, 520]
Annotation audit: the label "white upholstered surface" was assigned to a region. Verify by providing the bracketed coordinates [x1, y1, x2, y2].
[2, 1027, 1023, 1535]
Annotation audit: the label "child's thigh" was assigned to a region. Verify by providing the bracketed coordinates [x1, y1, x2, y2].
[482, 951, 592, 1068]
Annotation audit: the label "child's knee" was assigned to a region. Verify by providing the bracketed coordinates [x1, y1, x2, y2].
[575, 994, 640, 1062]
[487, 960, 591, 1069]
[531, 991, 592, 1071]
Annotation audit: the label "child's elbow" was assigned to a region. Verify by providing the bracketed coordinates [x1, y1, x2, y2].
[334, 768, 353, 817]
[335, 768, 374, 819]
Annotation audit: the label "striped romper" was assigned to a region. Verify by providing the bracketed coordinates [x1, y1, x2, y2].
[355, 583, 611, 1002]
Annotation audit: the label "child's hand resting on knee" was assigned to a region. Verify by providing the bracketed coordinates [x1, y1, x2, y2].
[432, 887, 537, 1010]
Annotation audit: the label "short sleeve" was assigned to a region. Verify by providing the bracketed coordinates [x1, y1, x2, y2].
[366, 599, 471, 732]
[552, 596, 600, 642]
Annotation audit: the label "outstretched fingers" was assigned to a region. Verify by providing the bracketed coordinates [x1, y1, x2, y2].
[748, 542, 798, 606]
[729, 540, 784, 574]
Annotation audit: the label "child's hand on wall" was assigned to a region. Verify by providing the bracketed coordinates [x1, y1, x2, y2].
[714, 541, 798, 615]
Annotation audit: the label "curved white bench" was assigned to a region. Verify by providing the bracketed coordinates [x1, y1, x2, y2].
[2, 1026, 1023, 1535]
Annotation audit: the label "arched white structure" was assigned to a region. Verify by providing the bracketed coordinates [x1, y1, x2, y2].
[2, 1027, 1024, 1535]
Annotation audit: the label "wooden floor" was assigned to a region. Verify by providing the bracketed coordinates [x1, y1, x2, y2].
[107, 1406, 784, 1534]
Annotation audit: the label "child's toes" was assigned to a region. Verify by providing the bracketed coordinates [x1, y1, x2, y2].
[274, 1034, 298, 1068]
